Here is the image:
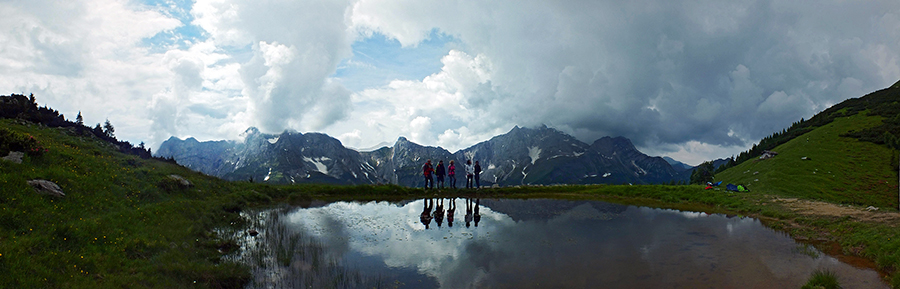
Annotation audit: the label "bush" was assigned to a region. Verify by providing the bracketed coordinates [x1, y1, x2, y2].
[0, 127, 47, 157]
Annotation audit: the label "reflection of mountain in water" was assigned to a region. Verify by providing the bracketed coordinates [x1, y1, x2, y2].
[479, 199, 627, 222]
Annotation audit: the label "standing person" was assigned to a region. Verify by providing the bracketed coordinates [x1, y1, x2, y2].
[465, 160, 475, 189]
[420, 198, 433, 229]
[434, 198, 444, 228]
[474, 161, 482, 189]
[448, 160, 457, 189]
[474, 198, 481, 227]
[423, 160, 434, 189]
[435, 160, 446, 189]
[465, 197, 473, 228]
[447, 197, 456, 227]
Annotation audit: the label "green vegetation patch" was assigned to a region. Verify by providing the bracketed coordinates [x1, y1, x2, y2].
[715, 113, 897, 208]
[0, 119, 252, 288]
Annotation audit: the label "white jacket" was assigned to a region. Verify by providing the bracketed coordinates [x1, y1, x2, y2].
[465, 163, 475, 175]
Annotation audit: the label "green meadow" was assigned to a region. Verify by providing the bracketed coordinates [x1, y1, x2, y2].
[2, 104, 900, 287]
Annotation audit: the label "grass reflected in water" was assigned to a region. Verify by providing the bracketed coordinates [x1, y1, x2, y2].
[225, 207, 392, 289]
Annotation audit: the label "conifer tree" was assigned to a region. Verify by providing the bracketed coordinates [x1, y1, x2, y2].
[103, 119, 115, 138]
[75, 111, 84, 134]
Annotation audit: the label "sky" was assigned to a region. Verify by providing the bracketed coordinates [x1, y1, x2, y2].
[1, 0, 899, 165]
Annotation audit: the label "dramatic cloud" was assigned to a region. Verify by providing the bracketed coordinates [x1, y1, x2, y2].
[1, 0, 898, 164]
[347, 0, 900, 164]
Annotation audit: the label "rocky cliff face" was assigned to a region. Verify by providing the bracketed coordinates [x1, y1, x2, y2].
[157, 128, 377, 185]
[157, 125, 691, 186]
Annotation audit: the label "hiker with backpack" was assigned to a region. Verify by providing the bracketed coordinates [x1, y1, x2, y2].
[423, 160, 434, 189]
[435, 160, 446, 189]
[448, 160, 457, 188]
[474, 161, 482, 188]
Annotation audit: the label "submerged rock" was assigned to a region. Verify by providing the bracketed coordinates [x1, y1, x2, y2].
[27, 179, 65, 197]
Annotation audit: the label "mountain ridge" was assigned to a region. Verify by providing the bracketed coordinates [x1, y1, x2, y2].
[158, 125, 691, 187]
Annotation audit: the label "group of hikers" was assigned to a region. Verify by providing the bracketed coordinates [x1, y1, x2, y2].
[422, 159, 482, 189]
[420, 197, 481, 229]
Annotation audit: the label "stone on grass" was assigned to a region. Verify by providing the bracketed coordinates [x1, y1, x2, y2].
[167, 174, 193, 188]
[1, 151, 24, 164]
[27, 179, 65, 197]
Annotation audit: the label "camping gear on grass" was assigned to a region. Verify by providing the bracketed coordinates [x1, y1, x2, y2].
[726, 184, 738, 191]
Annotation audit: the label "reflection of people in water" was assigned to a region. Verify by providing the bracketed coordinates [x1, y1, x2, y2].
[447, 197, 456, 227]
[465, 198, 474, 228]
[474, 198, 481, 227]
[420, 198, 433, 229]
[434, 198, 445, 228]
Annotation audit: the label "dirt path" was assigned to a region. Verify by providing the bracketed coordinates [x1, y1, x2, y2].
[774, 197, 900, 224]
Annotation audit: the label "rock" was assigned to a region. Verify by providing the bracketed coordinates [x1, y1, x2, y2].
[167, 174, 193, 188]
[27, 179, 65, 197]
[1, 151, 24, 164]
[866, 206, 878, 211]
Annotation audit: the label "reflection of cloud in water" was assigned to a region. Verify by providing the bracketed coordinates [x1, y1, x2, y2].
[278, 199, 887, 289]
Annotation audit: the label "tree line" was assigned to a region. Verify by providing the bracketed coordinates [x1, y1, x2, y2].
[0, 93, 174, 162]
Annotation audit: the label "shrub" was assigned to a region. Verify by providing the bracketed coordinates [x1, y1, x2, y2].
[0, 127, 48, 157]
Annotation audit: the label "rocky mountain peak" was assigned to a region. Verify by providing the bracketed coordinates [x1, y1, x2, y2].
[158, 125, 688, 186]
[591, 136, 638, 155]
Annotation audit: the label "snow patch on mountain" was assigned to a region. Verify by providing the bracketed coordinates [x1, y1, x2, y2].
[528, 146, 541, 165]
[631, 160, 647, 175]
[464, 150, 477, 161]
[304, 157, 329, 175]
[267, 137, 279, 144]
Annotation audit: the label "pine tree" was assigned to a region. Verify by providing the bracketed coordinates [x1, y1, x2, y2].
[75, 111, 84, 134]
[103, 119, 115, 138]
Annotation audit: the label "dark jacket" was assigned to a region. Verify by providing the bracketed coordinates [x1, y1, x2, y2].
[436, 163, 446, 176]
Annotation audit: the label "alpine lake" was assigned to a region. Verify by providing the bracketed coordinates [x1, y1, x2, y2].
[222, 197, 889, 288]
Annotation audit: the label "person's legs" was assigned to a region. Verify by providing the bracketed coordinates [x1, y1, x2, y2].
[475, 174, 480, 188]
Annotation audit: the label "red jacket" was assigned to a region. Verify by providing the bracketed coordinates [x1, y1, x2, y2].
[423, 163, 434, 176]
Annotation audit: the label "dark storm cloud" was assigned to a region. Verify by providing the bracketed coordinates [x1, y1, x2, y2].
[352, 0, 900, 158]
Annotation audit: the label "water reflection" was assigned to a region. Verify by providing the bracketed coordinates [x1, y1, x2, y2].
[233, 199, 888, 289]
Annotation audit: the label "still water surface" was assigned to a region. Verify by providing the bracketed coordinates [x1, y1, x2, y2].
[231, 198, 887, 288]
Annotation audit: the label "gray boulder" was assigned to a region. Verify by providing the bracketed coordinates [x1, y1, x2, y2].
[167, 174, 193, 188]
[1, 151, 24, 164]
[27, 179, 65, 197]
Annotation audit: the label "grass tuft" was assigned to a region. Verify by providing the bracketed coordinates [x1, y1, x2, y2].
[802, 269, 842, 289]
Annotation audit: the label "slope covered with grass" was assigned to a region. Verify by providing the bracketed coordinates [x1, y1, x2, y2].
[0, 119, 264, 288]
[715, 112, 898, 208]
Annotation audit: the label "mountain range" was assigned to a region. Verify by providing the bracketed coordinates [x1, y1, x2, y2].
[156, 125, 692, 187]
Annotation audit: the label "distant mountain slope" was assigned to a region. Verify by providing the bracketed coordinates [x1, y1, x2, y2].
[715, 84, 900, 208]
[663, 157, 693, 170]
[157, 128, 378, 185]
[158, 125, 690, 187]
[715, 82, 900, 173]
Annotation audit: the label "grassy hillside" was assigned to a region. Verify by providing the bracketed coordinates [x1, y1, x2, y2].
[0, 118, 433, 288]
[715, 112, 898, 208]
[0, 119, 261, 288]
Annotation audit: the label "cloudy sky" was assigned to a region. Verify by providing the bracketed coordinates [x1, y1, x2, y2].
[2, 0, 899, 165]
